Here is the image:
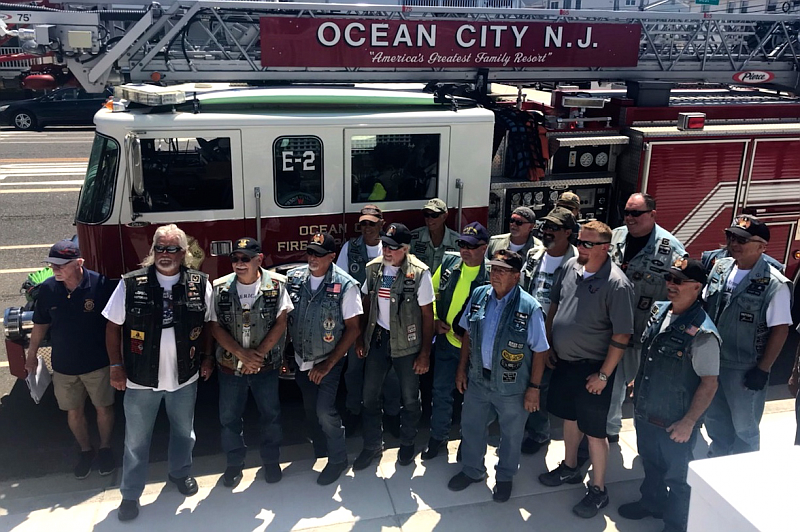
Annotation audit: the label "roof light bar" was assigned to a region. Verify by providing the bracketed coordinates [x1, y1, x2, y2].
[114, 84, 186, 106]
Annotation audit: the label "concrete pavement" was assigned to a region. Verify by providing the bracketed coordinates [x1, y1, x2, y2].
[0, 396, 796, 532]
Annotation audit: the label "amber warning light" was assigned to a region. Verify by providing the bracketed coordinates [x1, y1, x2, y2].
[677, 112, 705, 131]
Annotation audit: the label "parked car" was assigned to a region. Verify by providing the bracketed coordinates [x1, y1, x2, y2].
[0, 87, 112, 130]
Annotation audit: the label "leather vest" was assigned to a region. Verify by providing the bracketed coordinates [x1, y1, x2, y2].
[346, 236, 370, 285]
[521, 245, 578, 309]
[487, 232, 544, 262]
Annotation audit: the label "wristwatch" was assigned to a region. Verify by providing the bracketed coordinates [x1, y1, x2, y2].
[527, 381, 541, 390]
[597, 372, 608, 382]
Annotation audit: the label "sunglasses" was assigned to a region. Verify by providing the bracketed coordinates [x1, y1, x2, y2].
[624, 209, 653, 218]
[457, 240, 483, 250]
[664, 273, 699, 285]
[423, 212, 443, 219]
[230, 255, 252, 263]
[541, 223, 562, 232]
[510, 218, 531, 226]
[154, 245, 182, 254]
[726, 233, 758, 245]
[306, 249, 330, 258]
[577, 239, 610, 249]
[359, 220, 379, 227]
[48, 261, 74, 269]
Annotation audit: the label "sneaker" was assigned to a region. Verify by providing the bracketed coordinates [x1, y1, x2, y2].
[117, 499, 139, 521]
[397, 444, 416, 466]
[97, 448, 115, 476]
[573, 485, 609, 518]
[447, 472, 483, 492]
[353, 448, 383, 471]
[317, 460, 348, 486]
[538, 461, 584, 487]
[493, 480, 513, 503]
[168, 475, 199, 496]
[421, 438, 447, 460]
[222, 466, 243, 488]
[264, 463, 282, 484]
[520, 437, 550, 456]
[74, 449, 94, 479]
[618, 501, 663, 520]
[384, 415, 401, 439]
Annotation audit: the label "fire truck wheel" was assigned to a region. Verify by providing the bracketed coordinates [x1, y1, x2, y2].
[13, 110, 38, 131]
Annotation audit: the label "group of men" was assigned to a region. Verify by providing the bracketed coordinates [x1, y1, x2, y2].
[24, 191, 796, 531]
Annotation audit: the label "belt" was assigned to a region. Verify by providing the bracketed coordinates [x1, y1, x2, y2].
[482, 368, 492, 379]
[560, 358, 601, 366]
[373, 326, 390, 348]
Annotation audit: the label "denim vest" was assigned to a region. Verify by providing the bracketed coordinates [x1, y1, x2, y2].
[701, 247, 785, 275]
[122, 266, 207, 388]
[410, 226, 460, 272]
[521, 245, 578, 299]
[466, 285, 541, 396]
[634, 300, 721, 428]
[345, 236, 370, 285]
[436, 251, 490, 326]
[286, 264, 358, 363]
[363, 253, 429, 358]
[705, 256, 792, 369]
[487, 232, 544, 262]
[213, 269, 286, 374]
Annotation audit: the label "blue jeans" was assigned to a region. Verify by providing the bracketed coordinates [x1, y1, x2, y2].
[344, 348, 401, 416]
[460, 378, 527, 482]
[524, 367, 551, 443]
[705, 366, 767, 456]
[295, 357, 347, 464]
[218, 369, 281, 467]
[362, 329, 421, 450]
[429, 335, 462, 441]
[120, 381, 197, 500]
[635, 419, 697, 532]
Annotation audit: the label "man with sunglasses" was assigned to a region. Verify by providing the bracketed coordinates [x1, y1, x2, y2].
[538, 221, 634, 519]
[209, 237, 292, 488]
[703, 216, 793, 456]
[556, 191, 582, 246]
[287, 232, 363, 485]
[700, 214, 784, 275]
[486, 206, 544, 260]
[410, 198, 460, 273]
[337, 205, 401, 437]
[608, 193, 686, 442]
[25, 239, 116, 480]
[519, 207, 578, 456]
[448, 249, 549, 502]
[354, 223, 434, 470]
[423, 222, 490, 460]
[103, 224, 214, 521]
[618, 259, 720, 532]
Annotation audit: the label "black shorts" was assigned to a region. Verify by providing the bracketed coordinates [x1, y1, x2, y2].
[547, 358, 616, 439]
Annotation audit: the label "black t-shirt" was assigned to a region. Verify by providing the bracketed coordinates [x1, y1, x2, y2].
[622, 231, 652, 270]
[32, 269, 114, 375]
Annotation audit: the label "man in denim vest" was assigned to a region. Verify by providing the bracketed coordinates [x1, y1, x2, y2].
[409, 198, 460, 273]
[618, 259, 720, 532]
[287, 233, 363, 485]
[447, 249, 549, 503]
[703, 216, 793, 456]
[210, 237, 292, 488]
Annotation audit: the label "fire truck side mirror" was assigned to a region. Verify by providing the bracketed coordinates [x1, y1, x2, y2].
[125, 133, 144, 196]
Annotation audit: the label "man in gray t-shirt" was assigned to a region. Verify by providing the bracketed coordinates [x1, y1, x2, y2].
[536, 221, 634, 520]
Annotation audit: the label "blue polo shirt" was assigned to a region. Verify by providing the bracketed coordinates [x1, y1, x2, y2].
[33, 268, 114, 375]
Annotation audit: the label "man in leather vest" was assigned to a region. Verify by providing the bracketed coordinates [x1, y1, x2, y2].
[423, 221, 490, 460]
[703, 216, 793, 456]
[409, 198, 460, 273]
[287, 232, 363, 486]
[618, 259, 720, 532]
[448, 249, 549, 503]
[210, 237, 292, 488]
[608, 193, 686, 441]
[486, 206, 544, 259]
[103, 224, 214, 522]
[337, 205, 401, 436]
[354, 223, 434, 471]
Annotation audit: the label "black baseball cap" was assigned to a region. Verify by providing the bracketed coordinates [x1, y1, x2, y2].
[458, 222, 489, 246]
[43, 239, 81, 265]
[231, 237, 261, 258]
[542, 207, 577, 230]
[511, 206, 536, 223]
[382, 223, 412, 247]
[307, 232, 336, 255]
[488, 249, 523, 272]
[668, 258, 707, 285]
[725, 215, 770, 243]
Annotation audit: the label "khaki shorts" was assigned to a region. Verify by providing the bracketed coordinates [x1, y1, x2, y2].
[53, 367, 115, 411]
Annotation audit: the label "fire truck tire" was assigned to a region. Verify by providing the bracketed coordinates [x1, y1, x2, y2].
[13, 110, 38, 131]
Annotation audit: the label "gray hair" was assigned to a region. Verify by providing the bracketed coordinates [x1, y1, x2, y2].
[140, 224, 191, 267]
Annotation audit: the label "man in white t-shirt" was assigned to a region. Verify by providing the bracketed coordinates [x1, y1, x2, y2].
[703, 215, 793, 456]
[209, 237, 293, 489]
[286, 232, 363, 486]
[103, 224, 215, 522]
[486, 205, 544, 259]
[354, 223, 435, 471]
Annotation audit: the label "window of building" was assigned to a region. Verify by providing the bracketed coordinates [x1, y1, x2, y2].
[740, 0, 749, 12]
[273, 136, 323, 208]
[625, 0, 637, 6]
[766, 0, 778, 11]
[549, 1, 559, 8]
[727, 1, 736, 13]
[702, 4, 710, 11]
[350, 133, 440, 203]
[132, 136, 234, 213]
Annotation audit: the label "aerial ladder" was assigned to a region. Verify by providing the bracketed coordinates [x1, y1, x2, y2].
[0, 1, 799, 92]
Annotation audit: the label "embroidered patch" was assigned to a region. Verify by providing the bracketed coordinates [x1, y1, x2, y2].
[507, 340, 524, 349]
[651, 259, 664, 267]
[414, 243, 427, 254]
[189, 273, 201, 283]
[501, 350, 523, 362]
[500, 358, 522, 371]
[130, 330, 145, 340]
[404, 279, 415, 286]
[502, 372, 517, 383]
[323, 316, 336, 343]
[189, 327, 203, 341]
[739, 312, 754, 323]
[84, 299, 95, 312]
[637, 296, 653, 311]
[407, 324, 417, 334]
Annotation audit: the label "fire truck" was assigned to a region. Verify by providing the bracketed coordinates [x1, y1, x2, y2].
[2, 2, 800, 379]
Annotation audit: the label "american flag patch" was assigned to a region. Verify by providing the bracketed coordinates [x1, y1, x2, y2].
[378, 275, 394, 299]
[326, 283, 341, 294]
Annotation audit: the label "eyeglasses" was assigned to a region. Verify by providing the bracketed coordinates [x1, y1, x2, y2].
[664, 273, 699, 285]
[230, 255, 252, 263]
[48, 261, 74, 269]
[624, 209, 653, 218]
[423, 212, 443, 219]
[359, 220, 379, 227]
[154, 245, 182, 254]
[541, 222, 562, 232]
[385, 244, 404, 251]
[306, 249, 330, 258]
[577, 239, 610, 249]
[510, 218, 531, 226]
[457, 240, 483, 250]
[725, 233, 760, 245]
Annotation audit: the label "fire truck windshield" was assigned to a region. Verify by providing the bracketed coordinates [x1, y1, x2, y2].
[76, 134, 120, 224]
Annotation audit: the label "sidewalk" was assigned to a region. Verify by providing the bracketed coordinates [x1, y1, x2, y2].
[0, 398, 796, 532]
